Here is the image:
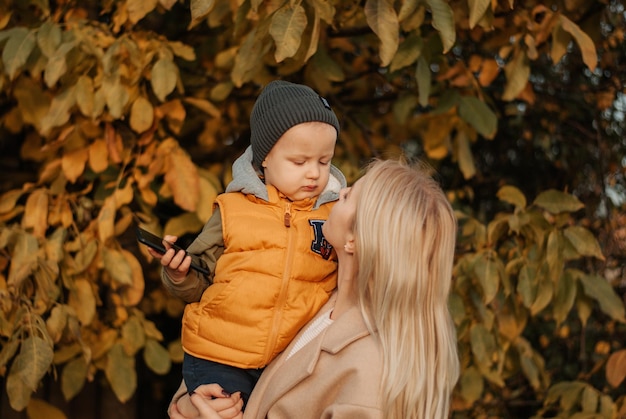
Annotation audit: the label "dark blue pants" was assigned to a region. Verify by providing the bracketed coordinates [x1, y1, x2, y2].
[182, 353, 263, 407]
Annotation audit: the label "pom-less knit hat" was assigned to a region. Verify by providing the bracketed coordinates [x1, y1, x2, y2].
[250, 80, 340, 169]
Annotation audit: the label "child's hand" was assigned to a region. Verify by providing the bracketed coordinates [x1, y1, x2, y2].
[147, 235, 192, 282]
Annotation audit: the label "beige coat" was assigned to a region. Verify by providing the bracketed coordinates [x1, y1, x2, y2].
[243, 294, 384, 418]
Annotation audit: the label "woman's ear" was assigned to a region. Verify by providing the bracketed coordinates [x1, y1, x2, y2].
[343, 237, 355, 254]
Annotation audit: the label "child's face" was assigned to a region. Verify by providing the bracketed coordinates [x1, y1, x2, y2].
[262, 121, 336, 201]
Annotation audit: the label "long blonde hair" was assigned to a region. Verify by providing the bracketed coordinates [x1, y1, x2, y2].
[354, 159, 460, 419]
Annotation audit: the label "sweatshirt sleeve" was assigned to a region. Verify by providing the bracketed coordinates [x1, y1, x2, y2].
[161, 209, 224, 303]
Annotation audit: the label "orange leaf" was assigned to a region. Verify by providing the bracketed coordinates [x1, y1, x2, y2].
[606, 349, 626, 388]
[164, 147, 199, 212]
[22, 189, 48, 237]
[62, 148, 89, 183]
[89, 139, 109, 173]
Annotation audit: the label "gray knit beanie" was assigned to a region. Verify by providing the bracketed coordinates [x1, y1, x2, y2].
[250, 80, 340, 168]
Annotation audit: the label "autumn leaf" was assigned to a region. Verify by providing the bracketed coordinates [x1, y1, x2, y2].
[559, 14, 597, 71]
[497, 185, 527, 209]
[365, 0, 399, 66]
[130, 96, 154, 133]
[270, 4, 307, 62]
[68, 278, 96, 325]
[189, 0, 215, 29]
[127, 0, 158, 24]
[151, 57, 178, 102]
[143, 339, 171, 375]
[426, 0, 456, 53]
[61, 147, 89, 184]
[606, 350, 626, 388]
[468, 0, 490, 29]
[458, 96, 497, 139]
[61, 357, 88, 401]
[164, 146, 200, 212]
[26, 398, 66, 419]
[2, 27, 36, 80]
[105, 343, 137, 403]
[533, 189, 584, 214]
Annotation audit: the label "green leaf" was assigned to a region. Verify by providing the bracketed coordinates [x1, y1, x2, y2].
[189, 0, 215, 29]
[579, 274, 626, 322]
[533, 189, 584, 214]
[44, 41, 75, 88]
[143, 339, 172, 375]
[581, 386, 598, 413]
[390, 33, 422, 73]
[456, 130, 476, 180]
[559, 14, 597, 71]
[151, 57, 178, 102]
[12, 336, 54, 391]
[416, 56, 430, 107]
[458, 96, 497, 139]
[553, 269, 576, 326]
[468, 0, 491, 29]
[270, 4, 307, 62]
[365, 0, 399, 66]
[2, 27, 36, 80]
[121, 316, 146, 356]
[36, 21, 61, 58]
[425, 0, 456, 53]
[105, 343, 137, 403]
[473, 252, 499, 304]
[545, 381, 585, 409]
[459, 366, 483, 404]
[61, 357, 87, 401]
[517, 264, 536, 309]
[563, 225, 604, 260]
[470, 323, 496, 367]
[497, 185, 526, 209]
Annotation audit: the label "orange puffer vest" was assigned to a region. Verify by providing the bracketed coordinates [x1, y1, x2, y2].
[181, 187, 338, 369]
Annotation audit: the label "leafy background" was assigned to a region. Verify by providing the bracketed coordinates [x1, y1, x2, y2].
[0, 0, 625, 417]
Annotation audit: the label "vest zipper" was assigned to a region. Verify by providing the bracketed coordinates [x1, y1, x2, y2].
[284, 202, 292, 227]
[264, 203, 295, 363]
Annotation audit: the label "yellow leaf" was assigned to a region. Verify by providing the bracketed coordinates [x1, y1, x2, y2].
[197, 175, 219, 222]
[563, 226, 604, 260]
[559, 14, 597, 71]
[365, 0, 399, 66]
[533, 189, 584, 214]
[189, 0, 215, 29]
[97, 197, 116, 243]
[22, 188, 48, 237]
[119, 249, 145, 307]
[0, 189, 23, 214]
[426, 0, 456, 53]
[44, 42, 75, 88]
[13, 77, 49, 132]
[46, 305, 68, 343]
[497, 185, 526, 209]
[473, 251, 499, 304]
[103, 247, 133, 286]
[127, 0, 158, 23]
[304, 7, 320, 62]
[455, 130, 476, 179]
[164, 147, 200, 212]
[468, 0, 491, 29]
[88, 139, 109, 173]
[164, 212, 204, 238]
[183, 97, 221, 118]
[61, 147, 89, 184]
[130, 96, 154, 133]
[75, 76, 95, 118]
[502, 48, 530, 101]
[27, 398, 67, 419]
[270, 4, 307, 62]
[151, 57, 178, 102]
[68, 278, 96, 325]
[231, 28, 266, 87]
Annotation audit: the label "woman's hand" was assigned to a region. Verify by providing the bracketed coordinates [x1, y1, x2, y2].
[169, 384, 243, 419]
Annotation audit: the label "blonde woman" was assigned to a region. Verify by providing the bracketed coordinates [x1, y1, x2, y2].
[169, 159, 460, 419]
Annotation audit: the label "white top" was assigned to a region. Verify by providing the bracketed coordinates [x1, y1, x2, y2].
[286, 310, 334, 360]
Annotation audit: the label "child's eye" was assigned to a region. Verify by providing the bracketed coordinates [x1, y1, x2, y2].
[293, 161, 305, 166]
[320, 160, 330, 166]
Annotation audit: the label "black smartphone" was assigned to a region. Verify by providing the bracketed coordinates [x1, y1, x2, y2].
[135, 227, 210, 276]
